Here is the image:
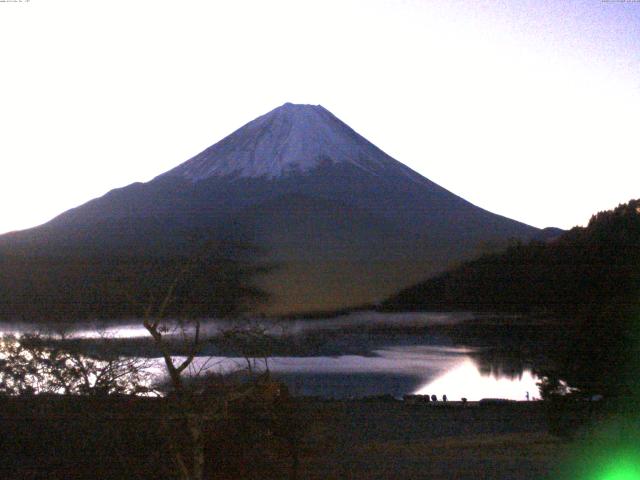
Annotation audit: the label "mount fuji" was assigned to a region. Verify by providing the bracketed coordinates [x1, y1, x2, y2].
[0, 103, 545, 315]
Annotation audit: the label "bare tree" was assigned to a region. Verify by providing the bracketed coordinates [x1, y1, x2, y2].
[136, 242, 312, 480]
[0, 333, 155, 396]
[142, 303, 206, 480]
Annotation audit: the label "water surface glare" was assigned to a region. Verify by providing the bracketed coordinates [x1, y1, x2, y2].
[1, 312, 540, 400]
[166, 345, 539, 400]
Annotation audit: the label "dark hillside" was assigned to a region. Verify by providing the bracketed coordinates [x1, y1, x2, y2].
[0, 246, 269, 322]
[382, 199, 640, 315]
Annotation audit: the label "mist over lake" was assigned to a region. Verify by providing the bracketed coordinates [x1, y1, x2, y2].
[2, 311, 541, 400]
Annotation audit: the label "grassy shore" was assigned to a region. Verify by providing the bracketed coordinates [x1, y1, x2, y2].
[0, 395, 574, 479]
[299, 399, 567, 480]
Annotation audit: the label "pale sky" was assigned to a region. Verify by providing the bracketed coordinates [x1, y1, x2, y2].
[1, 0, 638, 234]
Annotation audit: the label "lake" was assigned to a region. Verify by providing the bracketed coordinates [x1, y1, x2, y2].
[0, 311, 542, 400]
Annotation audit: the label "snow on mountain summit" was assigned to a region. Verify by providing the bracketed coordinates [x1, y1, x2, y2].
[162, 103, 398, 181]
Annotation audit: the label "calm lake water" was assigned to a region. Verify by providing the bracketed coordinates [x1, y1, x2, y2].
[1, 312, 541, 400]
[176, 347, 540, 400]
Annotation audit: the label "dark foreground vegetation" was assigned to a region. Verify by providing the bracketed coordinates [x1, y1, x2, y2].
[0, 388, 307, 480]
[0, 394, 582, 480]
[0, 321, 313, 479]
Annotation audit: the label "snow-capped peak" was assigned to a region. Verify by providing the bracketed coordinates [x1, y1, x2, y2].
[161, 103, 397, 181]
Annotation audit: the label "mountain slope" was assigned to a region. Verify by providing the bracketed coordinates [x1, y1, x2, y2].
[0, 103, 543, 317]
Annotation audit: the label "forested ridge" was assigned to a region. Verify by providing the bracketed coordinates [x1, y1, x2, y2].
[383, 199, 640, 315]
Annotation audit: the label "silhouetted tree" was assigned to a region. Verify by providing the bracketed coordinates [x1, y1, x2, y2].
[0, 333, 155, 396]
[137, 244, 306, 480]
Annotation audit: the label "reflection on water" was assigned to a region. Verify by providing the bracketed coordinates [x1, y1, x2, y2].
[269, 347, 539, 399]
[415, 360, 540, 401]
[168, 345, 539, 400]
[0, 312, 545, 399]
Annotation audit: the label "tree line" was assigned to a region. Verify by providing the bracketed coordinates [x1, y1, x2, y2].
[383, 199, 640, 314]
